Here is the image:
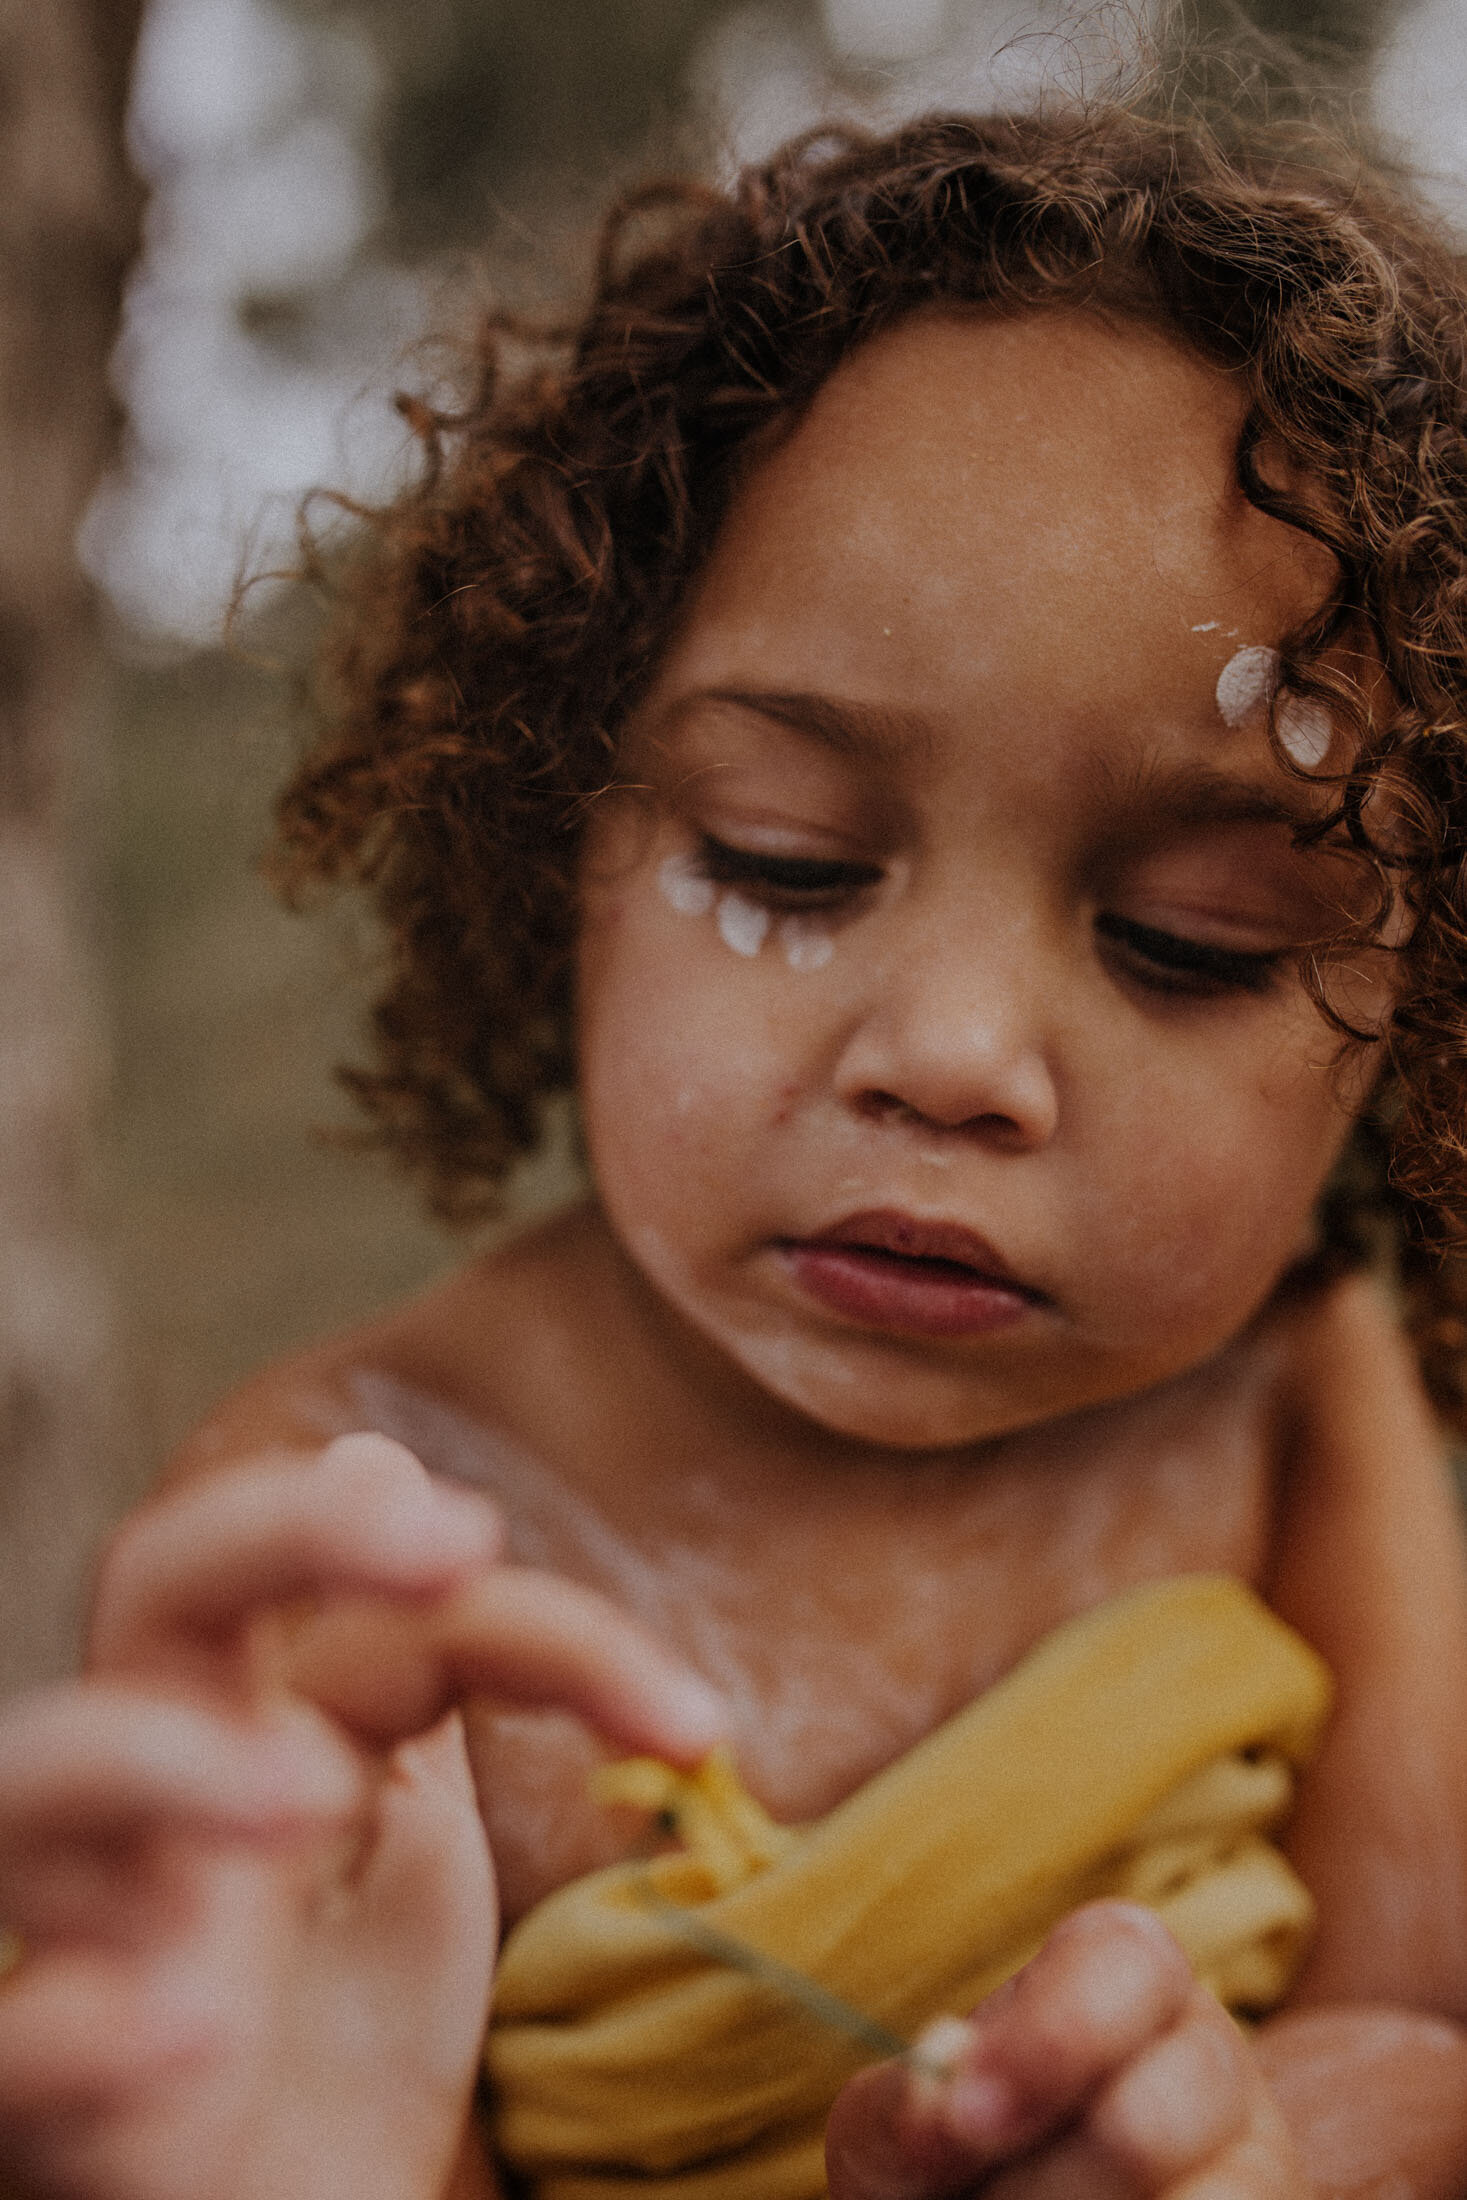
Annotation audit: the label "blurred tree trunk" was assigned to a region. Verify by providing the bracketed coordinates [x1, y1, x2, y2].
[0, 0, 144, 1690]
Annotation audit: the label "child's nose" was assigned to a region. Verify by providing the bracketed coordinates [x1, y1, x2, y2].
[832, 926, 1061, 1149]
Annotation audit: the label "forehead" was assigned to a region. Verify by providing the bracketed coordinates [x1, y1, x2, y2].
[652, 309, 1334, 739]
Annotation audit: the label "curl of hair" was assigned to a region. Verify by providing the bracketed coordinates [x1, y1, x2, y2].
[274, 99, 1467, 1429]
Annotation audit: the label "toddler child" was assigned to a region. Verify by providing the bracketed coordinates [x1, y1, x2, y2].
[5, 94, 1467, 2200]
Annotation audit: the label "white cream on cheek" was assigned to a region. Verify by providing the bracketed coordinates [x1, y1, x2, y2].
[657, 853, 836, 970]
[1213, 643, 1333, 768]
[716, 891, 770, 957]
[779, 914, 835, 970]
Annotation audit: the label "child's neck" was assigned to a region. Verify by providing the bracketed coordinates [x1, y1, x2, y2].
[490, 1199, 1030, 1494]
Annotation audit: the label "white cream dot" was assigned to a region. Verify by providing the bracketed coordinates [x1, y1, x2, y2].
[1215, 644, 1280, 728]
[1276, 693, 1333, 769]
[658, 853, 715, 917]
[779, 915, 834, 970]
[716, 891, 770, 957]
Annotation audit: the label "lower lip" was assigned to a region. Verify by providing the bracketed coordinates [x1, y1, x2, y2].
[779, 1244, 1037, 1338]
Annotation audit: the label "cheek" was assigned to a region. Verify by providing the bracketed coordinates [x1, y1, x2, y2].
[576, 888, 821, 1214]
[1078, 1030, 1361, 1344]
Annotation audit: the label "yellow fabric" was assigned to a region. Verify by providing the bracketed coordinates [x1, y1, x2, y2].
[486, 1574, 1332, 2200]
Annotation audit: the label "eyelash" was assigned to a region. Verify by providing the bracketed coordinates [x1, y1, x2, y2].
[693, 836, 882, 907]
[1094, 914, 1284, 996]
[693, 837, 1285, 997]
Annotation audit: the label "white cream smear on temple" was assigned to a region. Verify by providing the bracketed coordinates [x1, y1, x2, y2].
[1214, 643, 1334, 768]
[1215, 644, 1280, 727]
[659, 853, 835, 969]
[1275, 695, 1333, 768]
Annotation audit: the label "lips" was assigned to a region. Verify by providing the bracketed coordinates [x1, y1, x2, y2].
[777, 1208, 1043, 1339]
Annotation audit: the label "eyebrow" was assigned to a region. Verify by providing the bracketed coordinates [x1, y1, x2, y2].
[656, 686, 1329, 836]
[658, 686, 937, 762]
[1098, 757, 1327, 839]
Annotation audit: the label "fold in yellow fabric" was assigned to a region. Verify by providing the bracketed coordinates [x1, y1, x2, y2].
[486, 1574, 1333, 2200]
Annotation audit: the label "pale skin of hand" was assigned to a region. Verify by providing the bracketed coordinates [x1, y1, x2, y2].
[827, 1905, 1308, 2200]
[0, 1434, 724, 2200]
[824, 1906, 1467, 2200]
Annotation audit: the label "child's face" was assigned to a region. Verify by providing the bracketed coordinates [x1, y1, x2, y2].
[576, 310, 1388, 1450]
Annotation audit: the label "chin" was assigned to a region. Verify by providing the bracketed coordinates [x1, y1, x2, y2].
[726, 1324, 1054, 1452]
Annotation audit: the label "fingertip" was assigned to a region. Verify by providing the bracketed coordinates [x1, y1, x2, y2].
[653, 1677, 731, 1764]
[907, 2019, 1017, 2152]
[1058, 1899, 1187, 1959]
[1089, 1992, 1251, 2182]
[429, 1482, 507, 1563]
[317, 1434, 505, 1580]
[1045, 1900, 1194, 2026]
[317, 1432, 429, 1483]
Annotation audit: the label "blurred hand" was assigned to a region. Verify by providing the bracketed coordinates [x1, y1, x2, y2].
[0, 1433, 724, 2200]
[826, 1902, 1310, 2200]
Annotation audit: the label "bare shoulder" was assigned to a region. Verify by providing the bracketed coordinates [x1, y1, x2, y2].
[1267, 1264, 1464, 1626]
[1264, 1268, 1467, 2015]
[164, 1203, 601, 1492]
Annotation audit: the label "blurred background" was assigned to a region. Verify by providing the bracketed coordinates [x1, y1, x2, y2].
[3, 0, 1466, 1685]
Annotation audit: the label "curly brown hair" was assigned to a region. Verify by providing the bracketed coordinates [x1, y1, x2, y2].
[274, 97, 1467, 1428]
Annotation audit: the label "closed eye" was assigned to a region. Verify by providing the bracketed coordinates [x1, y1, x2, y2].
[1096, 913, 1286, 996]
[693, 835, 883, 908]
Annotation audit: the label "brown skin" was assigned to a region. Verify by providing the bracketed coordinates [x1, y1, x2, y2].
[168, 315, 1467, 2194]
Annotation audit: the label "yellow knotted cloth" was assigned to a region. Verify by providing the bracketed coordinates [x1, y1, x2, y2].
[486, 1574, 1332, 2200]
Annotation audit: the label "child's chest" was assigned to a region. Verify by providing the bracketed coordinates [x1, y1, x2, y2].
[343, 1328, 1286, 1927]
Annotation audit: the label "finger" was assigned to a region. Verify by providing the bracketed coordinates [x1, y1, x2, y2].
[0, 1947, 227, 2121]
[1088, 1986, 1254, 2194]
[288, 1566, 727, 1762]
[826, 1904, 1193, 2200]
[984, 2127, 1138, 2200]
[827, 2055, 980, 2200]
[90, 1435, 504, 1671]
[931, 1904, 1195, 2156]
[1086, 1992, 1308, 2200]
[321, 1718, 498, 2091]
[0, 1684, 364, 1851]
